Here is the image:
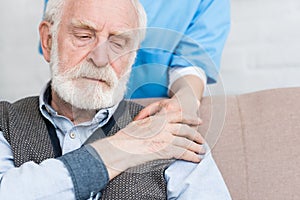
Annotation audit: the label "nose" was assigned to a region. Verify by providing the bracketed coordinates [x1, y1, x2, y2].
[87, 40, 109, 68]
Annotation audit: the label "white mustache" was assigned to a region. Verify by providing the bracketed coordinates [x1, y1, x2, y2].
[60, 60, 118, 88]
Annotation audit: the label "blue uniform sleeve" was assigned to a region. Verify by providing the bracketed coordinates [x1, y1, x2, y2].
[170, 0, 231, 83]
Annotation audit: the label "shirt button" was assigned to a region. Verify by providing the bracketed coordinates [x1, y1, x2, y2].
[70, 132, 76, 139]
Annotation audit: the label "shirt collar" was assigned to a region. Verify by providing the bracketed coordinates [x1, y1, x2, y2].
[39, 82, 120, 126]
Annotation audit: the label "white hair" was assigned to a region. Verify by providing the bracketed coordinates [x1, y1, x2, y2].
[45, 0, 145, 110]
[43, 0, 64, 42]
[130, 0, 148, 41]
[44, 0, 147, 42]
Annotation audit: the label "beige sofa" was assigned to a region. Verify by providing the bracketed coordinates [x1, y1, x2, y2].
[135, 87, 300, 200]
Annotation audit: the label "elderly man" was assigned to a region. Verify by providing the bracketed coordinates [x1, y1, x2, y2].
[0, 0, 231, 199]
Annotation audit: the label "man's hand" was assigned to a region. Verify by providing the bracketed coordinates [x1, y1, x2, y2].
[90, 111, 205, 180]
[90, 75, 206, 180]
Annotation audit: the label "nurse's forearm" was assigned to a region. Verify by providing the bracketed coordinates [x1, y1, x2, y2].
[169, 75, 205, 102]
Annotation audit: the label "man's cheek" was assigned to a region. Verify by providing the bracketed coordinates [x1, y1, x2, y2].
[111, 63, 126, 78]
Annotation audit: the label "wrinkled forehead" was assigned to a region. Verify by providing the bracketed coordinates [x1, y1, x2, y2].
[61, 0, 139, 31]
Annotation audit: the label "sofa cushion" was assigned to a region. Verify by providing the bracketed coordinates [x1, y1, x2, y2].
[133, 87, 300, 200]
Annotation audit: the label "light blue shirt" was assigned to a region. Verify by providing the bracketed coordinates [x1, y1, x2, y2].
[0, 84, 232, 199]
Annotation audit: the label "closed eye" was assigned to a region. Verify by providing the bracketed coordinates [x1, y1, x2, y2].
[108, 37, 127, 54]
[75, 34, 93, 40]
[111, 41, 124, 49]
[72, 32, 95, 47]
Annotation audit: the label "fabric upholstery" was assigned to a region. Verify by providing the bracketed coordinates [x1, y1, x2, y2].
[133, 87, 300, 200]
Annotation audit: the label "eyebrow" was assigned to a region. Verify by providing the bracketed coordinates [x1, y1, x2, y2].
[110, 30, 135, 40]
[70, 19, 136, 40]
[70, 19, 98, 31]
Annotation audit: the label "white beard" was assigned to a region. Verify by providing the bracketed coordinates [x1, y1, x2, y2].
[50, 42, 134, 110]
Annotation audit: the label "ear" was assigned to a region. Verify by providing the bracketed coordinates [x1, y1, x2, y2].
[39, 21, 52, 63]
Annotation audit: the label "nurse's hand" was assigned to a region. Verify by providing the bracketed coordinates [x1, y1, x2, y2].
[134, 75, 204, 125]
[134, 90, 202, 126]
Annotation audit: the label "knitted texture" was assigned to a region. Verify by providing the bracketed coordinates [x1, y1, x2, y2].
[0, 97, 172, 199]
[0, 97, 55, 167]
[94, 101, 172, 200]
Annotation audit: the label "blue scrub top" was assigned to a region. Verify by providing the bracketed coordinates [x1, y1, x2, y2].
[42, 0, 230, 99]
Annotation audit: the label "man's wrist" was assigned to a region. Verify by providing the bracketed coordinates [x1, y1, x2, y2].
[90, 132, 165, 180]
[57, 145, 109, 199]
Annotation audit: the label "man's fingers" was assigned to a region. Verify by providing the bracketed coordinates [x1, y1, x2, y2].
[165, 112, 202, 126]
[172, 137, 206, 155]
[181, 113, 203, 125]
[134, 102, 162, 120]
[168, 146, 202, 163]
[171, 124, 205, 144]
[177, 149, 202, 163]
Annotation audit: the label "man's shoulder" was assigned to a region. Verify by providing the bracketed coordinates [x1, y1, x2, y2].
[121, 100, 144, 117]
[123, 99, 144, 109]
[13, 96, 39, 105]
[0, 96, 39, 105]
[0, 96, 39, 117]
[0, 96, 39, 111]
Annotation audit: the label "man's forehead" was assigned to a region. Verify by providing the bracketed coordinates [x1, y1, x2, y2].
[63, 0, 138, 30]
[70, 19, 138, 38]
